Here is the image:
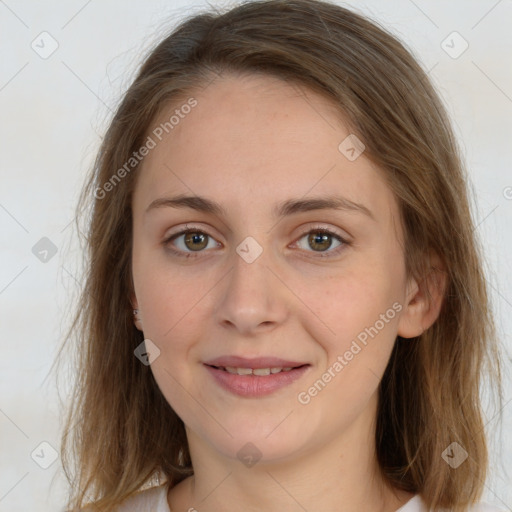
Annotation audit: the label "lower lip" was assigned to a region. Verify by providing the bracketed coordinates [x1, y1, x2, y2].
[204, 365, 310, 397]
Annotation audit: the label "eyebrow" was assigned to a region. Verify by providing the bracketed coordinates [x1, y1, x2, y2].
[145, 193, 375, 220]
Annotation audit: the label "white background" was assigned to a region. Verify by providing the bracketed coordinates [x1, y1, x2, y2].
[0, 0, 511, 510]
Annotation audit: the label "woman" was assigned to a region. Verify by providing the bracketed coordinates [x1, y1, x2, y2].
[61, 1, 505, 510]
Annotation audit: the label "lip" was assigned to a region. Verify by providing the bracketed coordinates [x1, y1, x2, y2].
[203, 356, 311, 397]
[204, 355, 308, 369]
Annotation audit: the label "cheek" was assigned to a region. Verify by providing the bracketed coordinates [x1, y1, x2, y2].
[291, 264, 404, 416]
[294, 266, 401, 351]
[134, 261, 214, 420]
[132, 248, 215, 343]
[293, 273, 401, 421]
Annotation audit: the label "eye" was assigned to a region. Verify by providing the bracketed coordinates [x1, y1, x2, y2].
[293, 227, 347, 257]
[163, 228, 220, 257]
[163, 225, 348, 259]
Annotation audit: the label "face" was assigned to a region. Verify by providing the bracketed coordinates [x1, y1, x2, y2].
[131, 73, 417, 464]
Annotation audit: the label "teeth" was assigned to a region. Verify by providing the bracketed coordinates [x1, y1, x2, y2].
[253, 368, 271, 376]
[222, 366, 295, 375]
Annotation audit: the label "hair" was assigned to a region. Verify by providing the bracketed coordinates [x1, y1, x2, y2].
[59, 0, 502, 510]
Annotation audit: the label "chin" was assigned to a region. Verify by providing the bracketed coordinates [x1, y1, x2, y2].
[196, 415, 319, 466]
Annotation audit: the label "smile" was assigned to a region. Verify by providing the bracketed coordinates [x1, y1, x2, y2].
[214, 365, 296, 375]
[204, 363, 310, 397]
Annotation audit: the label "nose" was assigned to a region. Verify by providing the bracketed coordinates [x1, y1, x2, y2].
[213, 246, 289, 336]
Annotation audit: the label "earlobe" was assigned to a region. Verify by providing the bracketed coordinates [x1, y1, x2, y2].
[397, 255, 447, 339]
[133, 309, 143, 332]
[131, 295, 144, 332]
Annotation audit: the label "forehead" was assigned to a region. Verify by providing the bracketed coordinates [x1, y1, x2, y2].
[133, 73, 397, 221]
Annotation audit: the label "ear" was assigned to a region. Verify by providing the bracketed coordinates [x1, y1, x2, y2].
[397, 253, 447, 338]
[131, 294, 144, 332]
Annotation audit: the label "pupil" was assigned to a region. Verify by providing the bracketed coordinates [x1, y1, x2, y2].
[309, 232, 331, 251]
[185, 232, 207, 251]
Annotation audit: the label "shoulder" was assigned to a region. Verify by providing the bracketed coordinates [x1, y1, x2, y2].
[115, 484, 170, 512]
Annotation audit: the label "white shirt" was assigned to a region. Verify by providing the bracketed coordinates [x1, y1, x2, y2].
[116, 484, 506, 511]
[116, 484, 170, 511]
[396, 494, 505, 511]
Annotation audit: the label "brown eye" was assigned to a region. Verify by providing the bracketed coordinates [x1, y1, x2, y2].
[164, 229, 219, 256]
[184, 232, 209, 251]
[307, 232, 333, 252]
[294, 228, 346, 257]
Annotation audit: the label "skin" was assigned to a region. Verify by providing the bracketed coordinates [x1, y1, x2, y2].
[130, 72, 445, 512]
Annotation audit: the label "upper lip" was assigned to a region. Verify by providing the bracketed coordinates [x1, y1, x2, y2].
[204, 356, 309, 369]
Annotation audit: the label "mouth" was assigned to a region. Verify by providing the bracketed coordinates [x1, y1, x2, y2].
[205, 364, 308, 376]
[203, 357, 311, 397]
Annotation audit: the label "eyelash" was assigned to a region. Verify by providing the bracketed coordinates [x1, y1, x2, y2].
[162, 225, 349, 259]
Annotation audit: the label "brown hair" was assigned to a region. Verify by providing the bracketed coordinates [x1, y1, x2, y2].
[59, 0, 502, 510]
